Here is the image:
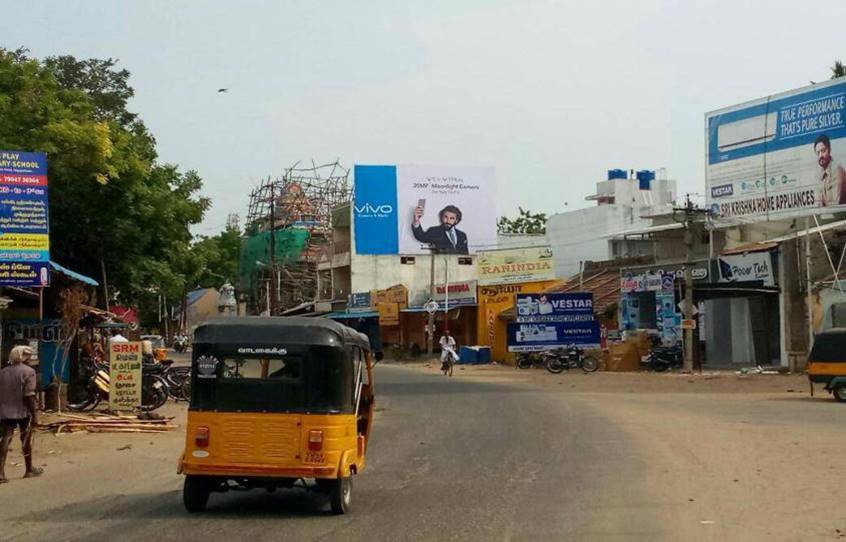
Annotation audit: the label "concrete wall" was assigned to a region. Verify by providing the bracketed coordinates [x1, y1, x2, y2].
[547, 205, 636, 277]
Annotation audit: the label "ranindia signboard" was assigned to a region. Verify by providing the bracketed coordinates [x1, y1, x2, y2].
[0, 151, 50, 287]
[706, 79, 846, 222]
[476, 246, 555, 286]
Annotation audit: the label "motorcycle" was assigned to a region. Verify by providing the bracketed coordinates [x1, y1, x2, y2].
[67, 359, 169, 412]
[544, 345, 600, 374]
[516, 351, 547, 369]
[173, 335, 189, 353]
[647, 338, 683, 372]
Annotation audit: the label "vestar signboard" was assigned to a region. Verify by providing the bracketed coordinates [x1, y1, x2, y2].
[706, 79, 846, 222]
[0, 151, 50, 287]
[354, 165, 496, 255]
[515, 292, 594, 322]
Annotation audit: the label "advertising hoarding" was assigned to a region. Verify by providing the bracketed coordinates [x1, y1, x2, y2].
[354, 164, 497, 255]
[476, 246, 555, 286]
[433, 280, 477, 305]
[506, 321, 601, 352]
[0, 151, 50, 286]
[717, 252, 774, 286]
[514, 292, 594, 322]
[706, 79, 846, 222]
[109, 342, 143, 410]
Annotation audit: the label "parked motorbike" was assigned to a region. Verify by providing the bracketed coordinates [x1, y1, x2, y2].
[516, 351, 547, 370]
[142, 356, 191, 401]
[67, 360, 169, 412]
[648, 339, 683, 372]
[173, 334, 189, 353]
[544, 345, 600, 374]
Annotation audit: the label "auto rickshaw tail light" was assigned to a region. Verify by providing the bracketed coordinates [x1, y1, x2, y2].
[195, 426, 210, 448]
[308, 430, 323, 451]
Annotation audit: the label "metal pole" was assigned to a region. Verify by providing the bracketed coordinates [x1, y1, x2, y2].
[805, 217, 814, 350]
[427, 249, 435, 355]
[269, 179, 278, 315]
[444, 256, 449, 333]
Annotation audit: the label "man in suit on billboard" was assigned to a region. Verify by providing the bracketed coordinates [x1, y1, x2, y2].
[412, 204, 469, 254]
[814, 134, 846, 206]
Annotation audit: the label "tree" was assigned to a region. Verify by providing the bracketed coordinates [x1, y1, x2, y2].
[0, 49, 209, 324]
[497, 207, 548, 234]
[190, 224, 243, 289]
[832, 60, 845, 79]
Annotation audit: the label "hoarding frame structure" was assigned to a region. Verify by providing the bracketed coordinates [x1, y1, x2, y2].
[0, 151, 50, 287]
[353, 164, 497, 255]
[705, 78, 846, 224]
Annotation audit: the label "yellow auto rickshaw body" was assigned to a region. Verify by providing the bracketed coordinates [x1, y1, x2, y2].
[177, 317, 375, 513]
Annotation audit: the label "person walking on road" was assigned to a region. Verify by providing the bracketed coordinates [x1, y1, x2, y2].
[0, 345, 43, 483]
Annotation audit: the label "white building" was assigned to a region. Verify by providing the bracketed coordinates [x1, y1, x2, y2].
[546, 170, 677, 277]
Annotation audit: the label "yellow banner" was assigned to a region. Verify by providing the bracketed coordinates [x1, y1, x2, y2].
[476, 246, 555, 285]
[0, 233, 49, 251]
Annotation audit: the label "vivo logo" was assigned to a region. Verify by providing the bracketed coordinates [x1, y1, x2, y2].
[355, 203, 393, 215]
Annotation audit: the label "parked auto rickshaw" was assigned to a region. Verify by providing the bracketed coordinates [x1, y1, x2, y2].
[807, 328, 846, 402]
[178, 317, 375, 514]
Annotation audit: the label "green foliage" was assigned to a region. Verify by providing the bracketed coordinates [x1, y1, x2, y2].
[497, 207, 548, 234]
[832, 60, 845, 80]
[0, 48, 210, 324]
[190, 225, 243, 289]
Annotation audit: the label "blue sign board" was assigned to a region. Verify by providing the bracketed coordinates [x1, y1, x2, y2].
[0, 151, 50, 287]
[353, 165, 399, 254]
[506, 321, 601, 352]
[515, 292, 594, 322]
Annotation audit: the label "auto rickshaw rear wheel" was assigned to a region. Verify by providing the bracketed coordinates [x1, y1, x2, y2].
[329, 477, 352, 515]
[183, 475, 214, 512]
[832, 383, 846, 403]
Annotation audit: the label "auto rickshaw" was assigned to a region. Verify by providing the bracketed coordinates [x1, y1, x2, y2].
[178, 317, 375, 514]
[807, 328, 846, 402]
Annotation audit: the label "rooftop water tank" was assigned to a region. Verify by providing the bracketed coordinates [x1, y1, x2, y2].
[607, 169, 627, 181]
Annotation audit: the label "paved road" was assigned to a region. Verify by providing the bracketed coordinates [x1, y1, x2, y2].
[2, 365, 845, 541]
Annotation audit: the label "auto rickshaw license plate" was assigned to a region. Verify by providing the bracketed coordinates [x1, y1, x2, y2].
[305, 451, 325, 464]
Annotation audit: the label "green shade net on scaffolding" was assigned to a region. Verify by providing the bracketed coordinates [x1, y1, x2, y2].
[239, 229, 311, 289]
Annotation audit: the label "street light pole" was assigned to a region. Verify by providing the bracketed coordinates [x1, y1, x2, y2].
[427, 248, 436, 355]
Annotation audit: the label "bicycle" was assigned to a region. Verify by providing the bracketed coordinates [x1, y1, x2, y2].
[441, 346, 458, 377]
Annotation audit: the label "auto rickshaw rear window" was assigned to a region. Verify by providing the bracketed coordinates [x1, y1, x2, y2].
[221, 357, 302, 381]
[809, 331, 846, 363]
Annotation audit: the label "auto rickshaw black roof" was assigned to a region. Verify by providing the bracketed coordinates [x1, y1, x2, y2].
[193, 316, 370, 351]
[809, 328, 846, 363]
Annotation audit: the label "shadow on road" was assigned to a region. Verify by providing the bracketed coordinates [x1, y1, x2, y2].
[11, 487, 346, 522]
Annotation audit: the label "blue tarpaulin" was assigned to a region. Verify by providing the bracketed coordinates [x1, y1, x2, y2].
[49, 260, 99, 286]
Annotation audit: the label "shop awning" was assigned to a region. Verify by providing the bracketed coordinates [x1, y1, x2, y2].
[758, 218, 846, 244]
[401, 303, 476, 313]
[50, 260, 99, 286]
[602, 222, 684, 238]
[721, 241, 779, 255]
[324, 311, 379, 319]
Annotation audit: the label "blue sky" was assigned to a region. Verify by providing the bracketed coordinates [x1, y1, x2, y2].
[3, 0, 845, 233]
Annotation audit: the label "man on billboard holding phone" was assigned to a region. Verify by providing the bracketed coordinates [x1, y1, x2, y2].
[411, 201, 469, 254]
[814, 134, 846, 206]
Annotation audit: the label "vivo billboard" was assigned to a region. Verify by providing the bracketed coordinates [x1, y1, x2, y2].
[706, 79, 846, 222]
[353, 164, 497, 255]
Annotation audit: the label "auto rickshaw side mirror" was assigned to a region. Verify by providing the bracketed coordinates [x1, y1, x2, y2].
[374, 351, 384, 364]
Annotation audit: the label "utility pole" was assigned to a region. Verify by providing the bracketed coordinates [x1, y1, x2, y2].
[675, 194, 707, 374]
[268, 179, 278, 316]
[427, 248, 436, 355]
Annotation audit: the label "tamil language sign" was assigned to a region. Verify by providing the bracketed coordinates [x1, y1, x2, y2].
[109, 342, 143, 410]
[515, 292, 594, 322]
[0, 151, 50, 286]
[353, 164, 497, 255]
[706, 79, 846, 222]
[476, 246, 555, 285]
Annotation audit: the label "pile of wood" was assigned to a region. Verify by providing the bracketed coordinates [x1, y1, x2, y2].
[43, 413, 178, 434]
